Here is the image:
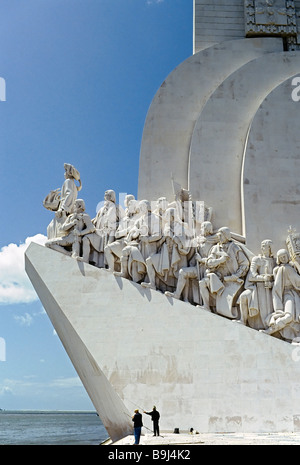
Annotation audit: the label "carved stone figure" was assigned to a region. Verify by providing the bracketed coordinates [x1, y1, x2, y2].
[44, 163, 82, 240]
[45, 199, 95, 260]
[141, 208, 190, 292]
[199, 227, 249, 318]
[152, 196, 168, 216]
[164, 221, 218, 302]
[114, 200, 161, 283]
[104, 195, 139, 272]
[286, 227, 300, 274]
[41, 164, 300, 345]
[57, 163, 82, 216]
[168, 186, 194, 240]
[170, 179, 212, 236]
[237, 239, 275, 329]
[152, 197, 169, 235]
[82, 189, 122, 267]
[263, 248, 300, 341]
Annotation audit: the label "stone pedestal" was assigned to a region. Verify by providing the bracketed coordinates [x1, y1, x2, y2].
[25, 243, 300, 437]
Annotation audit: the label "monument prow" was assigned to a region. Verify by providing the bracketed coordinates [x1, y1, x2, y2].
[25, 243, 133, 442]
[25, 242, 300, 435]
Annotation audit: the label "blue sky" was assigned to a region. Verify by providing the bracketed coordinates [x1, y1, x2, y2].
[0, 0, 192, 410]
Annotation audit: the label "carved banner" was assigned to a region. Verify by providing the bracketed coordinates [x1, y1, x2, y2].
[245, 0, 297, 40]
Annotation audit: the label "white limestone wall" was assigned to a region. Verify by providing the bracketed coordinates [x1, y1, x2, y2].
[242, 76, 300, 253]
[138, 38, 282, 203]
[26, 243, 300, 435]
[193, 0, 245, 53]
[188, 52, 300, 237]
[139, 37, 300, 251]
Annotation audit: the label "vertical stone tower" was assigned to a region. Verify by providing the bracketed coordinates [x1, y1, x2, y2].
[194, 0, 245, 52]
[194, 0, 300, 53]
[139, 0, 300, 253]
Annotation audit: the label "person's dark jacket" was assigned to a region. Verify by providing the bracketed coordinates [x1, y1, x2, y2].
[132, 412, 143, 428]
[145, 410, 160, 422]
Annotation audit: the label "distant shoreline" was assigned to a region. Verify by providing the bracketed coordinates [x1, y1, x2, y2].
[0, 410, 97, 414]
[0, 409, 106, 445]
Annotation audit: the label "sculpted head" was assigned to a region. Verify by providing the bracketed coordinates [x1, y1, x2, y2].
[165, 207, 176, 224]
[218, 227, 231, 244]
[124, 194, 135, 208]
[201, 221, 213, 237]
[175, 188, 190, 203]
[156, 197, 168, 213]
[74, 199, 85, 212]
[104, 189, 116, 203]
[128, 199, 139, 215]
[261, 239, 273, 257]
[64, 163, 80, 181]
[276, 249, 289, 265]
[139, 200, 151, 214]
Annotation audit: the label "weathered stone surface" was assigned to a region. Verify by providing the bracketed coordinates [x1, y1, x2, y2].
[189, 52, 300, 238]
[138, 37, 282, 203]
[243, 76, 300, 252]
[25, 243, 300, 434]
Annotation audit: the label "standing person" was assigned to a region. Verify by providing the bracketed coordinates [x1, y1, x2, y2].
[144, 406, 160, 436]
[132, 409, 143, 445]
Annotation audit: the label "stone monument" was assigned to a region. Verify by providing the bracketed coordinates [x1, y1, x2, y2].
[25, 1, 300, 442]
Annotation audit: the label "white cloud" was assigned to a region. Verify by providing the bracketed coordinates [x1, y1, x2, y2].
[49, 377, 83, 389]
[13, 312, 33, 327]
[0, 376, 82, 396]
[0, 376, 92, 410]
[0, 386, 13, 396]
[146, 0, 164, 4]
[0, 234, 47, 305]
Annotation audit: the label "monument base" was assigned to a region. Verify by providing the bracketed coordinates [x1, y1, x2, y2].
[25, 242, 300, 440]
